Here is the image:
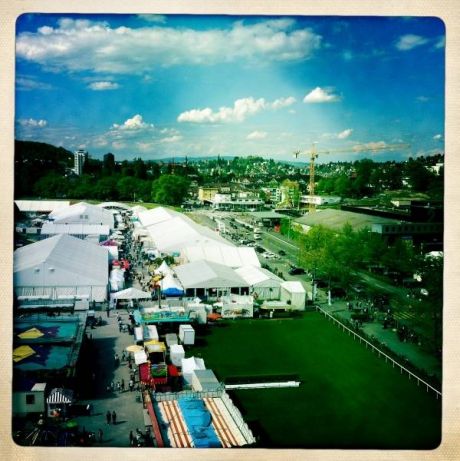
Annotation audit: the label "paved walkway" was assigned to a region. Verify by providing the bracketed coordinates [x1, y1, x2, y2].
[315, 293, 442, 382]
[72, 309, 148, 447]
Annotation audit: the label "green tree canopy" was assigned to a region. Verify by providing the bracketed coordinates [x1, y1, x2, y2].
[151, 174, 190, 206]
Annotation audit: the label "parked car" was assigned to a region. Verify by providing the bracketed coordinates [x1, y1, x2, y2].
[289, 267, 306, 275]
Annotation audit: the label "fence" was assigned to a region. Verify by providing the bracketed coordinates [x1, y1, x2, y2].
[221, 391, 256, 445]
[315, 305, 442, 399]
[152, 386, 225, 402]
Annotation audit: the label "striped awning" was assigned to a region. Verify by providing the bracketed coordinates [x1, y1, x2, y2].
[46, 388, 74, 404]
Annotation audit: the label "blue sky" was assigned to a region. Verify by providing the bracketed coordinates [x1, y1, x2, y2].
[15, 14, 445, 162]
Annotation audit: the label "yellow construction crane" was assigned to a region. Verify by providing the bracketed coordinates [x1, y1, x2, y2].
[294, 142, 410, 213]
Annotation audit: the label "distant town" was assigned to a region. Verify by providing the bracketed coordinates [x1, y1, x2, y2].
[12, 140, 443, 448]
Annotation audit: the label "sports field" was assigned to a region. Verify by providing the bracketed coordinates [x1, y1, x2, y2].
[188, 312, 441, 449]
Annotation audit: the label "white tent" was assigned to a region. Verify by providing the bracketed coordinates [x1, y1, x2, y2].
[174, 260, 249, 295]
[112, 287, 152, 300]
[14, 234, 109, 302]
[280, 281, 307, 310]
[161, 273, 184, 297]
[221, 294, 254, 318]
[155, 260, 174, 276]
[138, 207, 181, 227]
[48, 202, 114, 229]
[170, 344, 185, 367]
[131, 205, 148, 215]
[134, 350, 148, 365]
[109, 268, 125, 292]
[41, 223, 110, 241]
[181, 356, 205, 384]
[145, 216, 233, 254]
[235, 266, 283, 300]
[181, 245, 260, 268]
[15, 200, 71, 214]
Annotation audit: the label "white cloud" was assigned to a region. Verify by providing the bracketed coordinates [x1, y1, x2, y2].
[16, 18, 322, 74]
[111, 114, 154, 131]
[88, 81, 120, 91]
[178, 96, 296, 124]
[247, 130, 267, 140]
[435, 36, 445, 49]
[160, 135, 183, 143]
[136, 142, 155, 151]
[272, 96, 296, 109]
[112, 141, 126, 149]
[16, 76, 52, 91]
[303, 87, 340, 103]
[433, 134, 443, 140]
[137, 14, 167, 24]
[395, 34, 428, 51]
[337, 128, 353, 139]
[18, 118, 48, 127]
[352, 141, 389, 152]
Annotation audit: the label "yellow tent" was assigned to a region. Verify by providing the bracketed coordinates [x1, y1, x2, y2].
[17, 327, 44, 339]
[126, 345, 144, 353]
[144, 340, 166, 352]
[13, 345, 36, 362]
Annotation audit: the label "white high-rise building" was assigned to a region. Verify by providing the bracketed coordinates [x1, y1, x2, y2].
[74, 149, 88, 176]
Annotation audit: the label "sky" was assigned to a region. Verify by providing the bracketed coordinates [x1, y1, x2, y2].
[15, 14, 445, 162]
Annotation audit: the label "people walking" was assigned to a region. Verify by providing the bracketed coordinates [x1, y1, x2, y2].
[112, 411, 117, 425]
[121, 378, 125, 392]
[129, 379, 134, 392]
[129, 430, 134, 446]
[98, 428, 103, 443]
[106, 410, 111, 424]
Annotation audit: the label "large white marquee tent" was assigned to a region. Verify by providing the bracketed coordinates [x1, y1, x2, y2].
[235, 265, 283, 300]
[14, 234, 109, 302]
[48, 202, 114, 229]
[174, 260, 248, 298]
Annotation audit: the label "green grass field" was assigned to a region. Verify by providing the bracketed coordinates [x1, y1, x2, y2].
[188, 312, 441, 449]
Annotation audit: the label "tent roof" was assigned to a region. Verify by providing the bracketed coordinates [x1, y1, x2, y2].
[14, 234, 108, 285]
[131, 205, 148, 214]
[48, 202, 114, 227]
[281, 281, 306, 293]
[174, 260, 248, 289]
[15, 200, 71, 213]
[155, 260, 174, 276]
[235, 265, 283, 287]
[182, 245, 260, 268]
[161, 273, 184, 292]
[138, 206, 182, 227]
[146, 216, 232, 253]
[181, 356, 205, 374]
[112, 287, 152, 299]
[41, 222, 110, 235]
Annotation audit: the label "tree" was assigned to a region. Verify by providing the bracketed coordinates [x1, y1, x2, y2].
[32, 172, 68, 198]
[151, 174, 190, 205]
[94, 176, 119, 200]
[117, 176, 138, 201]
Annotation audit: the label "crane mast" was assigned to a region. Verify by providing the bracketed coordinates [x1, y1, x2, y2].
[294, 142, 410, 213]
[309, 144, 319, 213]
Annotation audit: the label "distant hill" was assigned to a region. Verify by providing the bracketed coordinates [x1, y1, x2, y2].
[15, 140, 74, 197]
